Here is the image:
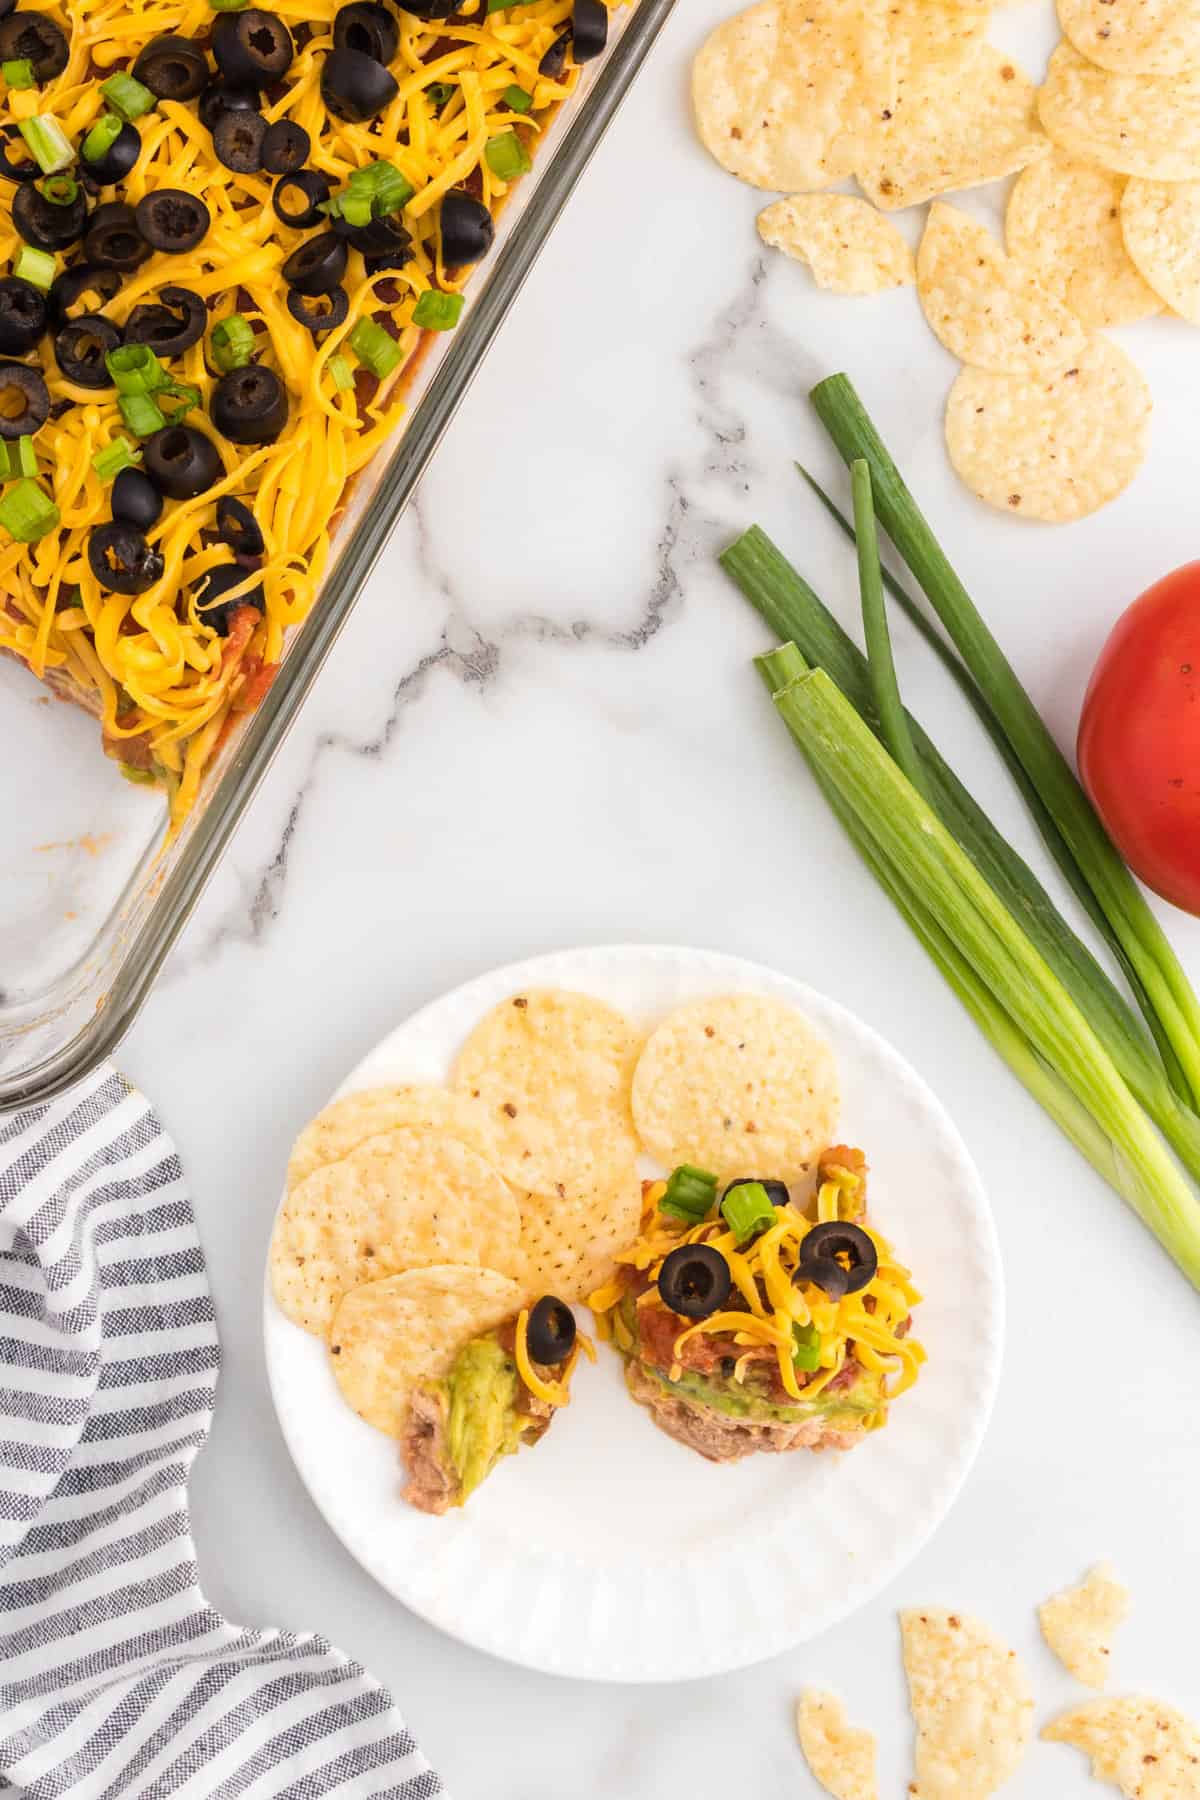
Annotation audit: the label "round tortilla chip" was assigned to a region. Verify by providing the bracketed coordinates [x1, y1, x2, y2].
[758, 195, 915, 296]
[917, 201, 1087, 376]
[887, 0, 989, 73]
[1043, 1696, 1200, 1798]
[1121, 177, 1200, 322]
[631, 993, 839, 1182]
[944, 337, 1151, 523]
[286, 1084, 490, 1192]
[1058, 0, 1200, 75]
[270, 1127, 522, 1338]
[901, 1609, 1034, 1800]
[451, 989, 640, 1202]
[514, 1165, 642, 1304]
[691, 0, 880, 193]
[1038, 42, 1200, 181]
[1038, 1562, 1130, 1690]
[797, 1690, 879, 1800]
[329, 1266, 523, 1438]
[1006, 153, 1163, 329]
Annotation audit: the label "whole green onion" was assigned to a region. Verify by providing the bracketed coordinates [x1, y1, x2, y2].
[106, 343, 168, 394]
[792, 1321, 821, 1373]
[100, 72, 156, 122]
[327, 353, 354, 392]
[2, 58, 35, 89]
[0, 477, 59, 543]
[82, 112, 124, 163]
[118, 392, 167, 437]
[412, 289, 463, 332]
[485, 128, 531, 181]
[18, 115, 74, 175]
[39, 171, 78, 206]
[658, 1163, 717, 1224]
[13, 245, 56, 292]
[502, 83, 533, 112]
[720, 1181, 775, 1244]
[851, 459, 924, 797]
[91, 436, 141, 481]
[210, 313, 255, 373]
[349, 317, 403, 378]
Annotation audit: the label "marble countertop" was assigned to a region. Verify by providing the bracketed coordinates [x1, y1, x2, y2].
[120, 0, 1200, 1793]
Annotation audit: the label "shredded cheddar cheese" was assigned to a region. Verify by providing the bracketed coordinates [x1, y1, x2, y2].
[1, 0, 600, 822]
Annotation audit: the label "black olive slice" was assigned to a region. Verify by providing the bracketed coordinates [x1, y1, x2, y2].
[538, 28, 570, 78]
[332, 210, 411, 258]
[571, 0, 607, 62]
[320, 46, 398, 123]
[47, 263, 122, 329]
[84, 202, 150, 272]
[210, 364, 288, 444]
[525, 1295, 576, 1365]
[440, 188, 493, 266]
[796, 1221, 878, 1298]
[657, 1244, 733, 1320]
[123, 286, 207, 356]
[215, 494, 264, 558]
[193, 560, 265, 634]
[0, 276, 46, 356]
[112, 467, 163, 532]
[0, 10, 68, 79]
[212, 8, 295, 84]
[88, 522, 165, 595]
[286, 284, 348, 335]
[271, 169, 331, 228]
[260, 118, 309, 175]
[135, 190, 210, 254]
[0, 124, 37, 183]
[54, 314, 121, 387]
[0, 360, 49, 438]
[282, 231, 347, 295]
[198, 81, 259, 132]
[395, 0, 453, 17]
[0, 0, 15, 20]
[133, 33, 209, 100]
[332, 2, 397, 65]
[212, 107, 267, 173]
[143, 424, 222, 500]
[722, 1177, 790, 1209]
[12, 182, 88, 252]
[80, 120, 141, 185]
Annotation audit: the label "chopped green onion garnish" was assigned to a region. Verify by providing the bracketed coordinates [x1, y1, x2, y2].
[424, 81, 454, 107]
[658, 1163, 718, 1224]
[792, 1322, 821, 1373]
[348, 317, 403, 378]
[39, 172, 78, 207]
[720, 1180, 775, 1244]
[158, 381, 200, 422]
[411, 289, 463, 332]
[106, 343, 168, 394]
[502, 83, 532, 111]
[13, 245, 56, 292]
[210, 313, 255, 373]
[18, 115, 74, 175]
[99, 72, 156, 122]
[82, 112, 124, 163]
[2, 58, 35, 89]
[210, 0, 249, 10]
[328, 160, 415, 224]
[118, 392, 167, 437]
[327, 353, 354, 392]
[484, 128, 531, 181]
[91, 436, 141, 481]
[0, 437, 39, 481]
[0, 478, 59, 543]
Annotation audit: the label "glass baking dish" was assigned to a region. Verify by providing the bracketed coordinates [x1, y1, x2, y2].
[0, 0, 676, 1111]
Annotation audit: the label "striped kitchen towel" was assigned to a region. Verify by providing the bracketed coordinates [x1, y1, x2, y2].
[0, 1065, 444, 1800]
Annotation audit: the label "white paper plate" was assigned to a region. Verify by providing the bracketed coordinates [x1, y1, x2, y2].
[263, 944, 1002, 1681]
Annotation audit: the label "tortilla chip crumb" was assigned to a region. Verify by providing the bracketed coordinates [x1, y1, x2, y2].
[796, 1690, 878, 1800]
[1039, 1562, 1130, 1689]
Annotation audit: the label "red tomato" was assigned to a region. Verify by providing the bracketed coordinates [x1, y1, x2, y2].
[1078, 561, 1200, 916]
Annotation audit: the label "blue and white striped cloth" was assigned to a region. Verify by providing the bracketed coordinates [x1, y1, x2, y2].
[0, 1065, 443, 1799]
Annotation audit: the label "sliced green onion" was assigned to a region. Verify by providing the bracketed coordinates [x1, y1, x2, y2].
[82, 112, 124, 163]
[658, 1164, 717, 1224]
[211, 0, 250, 9]
[411, 289, 463, 332]
[118, 762, 159, 785]
[331, 159, 415, 223]
[339, 189, 373, 227]
[424, 81, 454, 107]
[99, 72, 156, 122]
[720, 1180, 775, 1244]
[158, 381, 200, 421]
[91, 436, 141, 481]
[348, 317, 403, 378]
[0, 437, 38, 480]
[106, 342, 168, 394]
[502, 83, 532, 111]
[3, 58, 35, 89]
[18, 115, 74, 175]
[210, 313, 255, 373]
[484, 128, 531, 181]
[118, 392, 167, 437]
[13, 245, 56, 292]
[792, 1321, 821, 1373]
[0, 477, 59, 543]
[39, 171, 78, 206]
[327, 353, 354, 392]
